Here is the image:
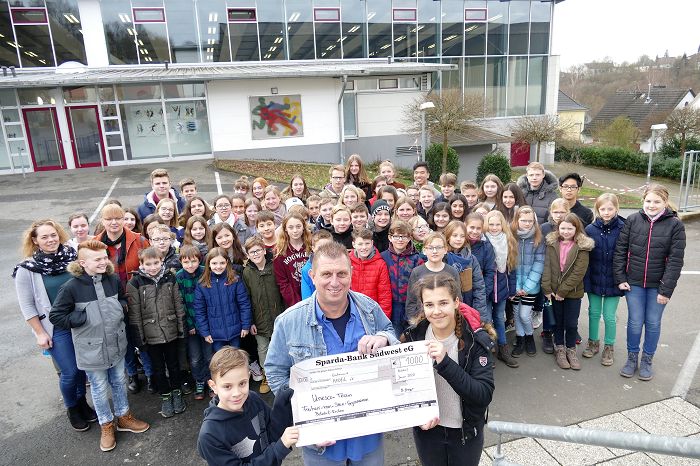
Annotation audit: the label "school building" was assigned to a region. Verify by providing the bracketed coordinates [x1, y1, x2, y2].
[0, 0, 564, 179]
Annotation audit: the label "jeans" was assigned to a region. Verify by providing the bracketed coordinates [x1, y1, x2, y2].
[49, 328, 86, 408]
[125, 326, 152, 377]
[186, 334, 213, 383]
[625, 286, 666, 355]
[587, 293, 620, 345]
[147, 340, 182, 395]
[85, 358, 129, 425]
[513, 300, 534, 337]
[302, 440, 384, 466]
[487, 300, 507, 345]
[212, 337, 240, 353]
[552, 298, 582, 348]
[413, 425, 484, 466]
[254, 335, 271, 366]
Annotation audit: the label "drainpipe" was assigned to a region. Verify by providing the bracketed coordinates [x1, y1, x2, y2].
[337, 75, 348, 164]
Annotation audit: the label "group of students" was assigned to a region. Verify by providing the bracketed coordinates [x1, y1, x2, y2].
[13, 156, 685, 464]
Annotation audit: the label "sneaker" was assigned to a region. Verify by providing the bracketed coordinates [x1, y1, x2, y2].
[620, 352, 638, 378]
[194, 382, 205, 400]
[582, 339, 600, 358]
[116, 411, 150, 433]
[77, 396, 98, 423]
[67, 406, 90, 432]
[531, 311, 543, 329]
[100, 421, 116, 452]
[638, 353, 654, 381]
[161, 393, 174, 418]
[181, 381, 193, 395]
[127, 375, 140, 394]
[601, 344, 614, 367]
[505, 321, 515, 333]
[249, 361, 263, 382]
[172, 389, 187, 414]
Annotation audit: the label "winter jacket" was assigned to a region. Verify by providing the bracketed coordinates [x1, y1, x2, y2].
[137, 188, 186, 221]
[445, 252, 487, 321]
[300, 256, 314, 299]
[314, 215, 333, 233]
[405, 264, 461, 321]
[372, 228, 390, 253]
[163, 246, 182, 272]
[516, 170, 559, 224]
[94, 228, 150, 286]
[349, 248, 392, 318]
[126, 269, 185, 346]
[331, 227, 354, 250]
[49, 263, 128, 371]
[381, 243, 425, 305]
[273, 245, 310, 308]
[194, 272, 253, 341]
[470, 237, 496, 300]
[613, 209, 686, 297]
[584, 216, 625, 297]
[176, 266, 204, 332]
[508, 234, 546, 296]
[242, 260, 285, 338]
[403, 318, 494, 441]
[197, 391, 292, 466]
[541, 233, 594, 300]
[571, 201, 594, 227]
[233, 217, 254, 249]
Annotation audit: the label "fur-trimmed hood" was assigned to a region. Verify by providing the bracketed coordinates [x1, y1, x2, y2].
[516, 170, 558, 195]
[67, 260, 115, 277]
[545, 231, 595, 251]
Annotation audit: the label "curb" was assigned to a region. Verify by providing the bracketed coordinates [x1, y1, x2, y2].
[678, 211, 700, 222]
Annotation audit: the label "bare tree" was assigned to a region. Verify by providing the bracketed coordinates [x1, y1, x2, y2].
[665, 106, 700, 157]
[509, 115, 574, 163]
[591, 116, 640, 150]
[403, 89, 487, 174]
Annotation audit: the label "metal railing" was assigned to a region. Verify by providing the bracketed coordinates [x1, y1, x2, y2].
[488, 421, 700, 465]
[678, 150, 700, 211]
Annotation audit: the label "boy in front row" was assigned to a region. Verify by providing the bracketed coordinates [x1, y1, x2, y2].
[198, 347, 298, 466]
[50, 240, 149, 452]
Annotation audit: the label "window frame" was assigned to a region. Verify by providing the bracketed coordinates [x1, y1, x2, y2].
[227, 8, 258, 23]
[10, 7, 48, 25]
[132, 7, 166, 24]
[314, 7, 340, 23]
[465, 8, 487, 22]
[392, 8, 416, 23]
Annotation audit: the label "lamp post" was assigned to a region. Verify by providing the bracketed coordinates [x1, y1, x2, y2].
[419, 101, 435, 162]
[647, 123, 667, 185]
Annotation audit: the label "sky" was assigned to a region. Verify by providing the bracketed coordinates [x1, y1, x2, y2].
[552, 0, 700, 69]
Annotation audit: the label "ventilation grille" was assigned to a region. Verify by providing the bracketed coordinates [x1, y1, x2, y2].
[396, 146, 421, 157]
[421, 74, 429, 91]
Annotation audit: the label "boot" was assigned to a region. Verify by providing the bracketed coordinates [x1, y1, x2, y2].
[566, 347, 581, 370]
[525, 335, 537, 356]
[511, 336, 524, 358]
[172, 389, 187, 414]
[497, 344, 519, 368]
[620, 352, 638, 378]
[146, 377, 156, 394]
[77, 396, 98, 423]
[601, 344, 614, 366]
[638, 353, 654, 381]
[555, 345, 570, 369]
[259, 370, 271, 394]
[99, 421, 116, 452]
[127, 375, 140, 394]
[67, 406, 90, 432]
[161, 393, 174, 418]
[541, 331, 554, 354]
[116, 411, 150, 433]
[582, 339, 600, 358]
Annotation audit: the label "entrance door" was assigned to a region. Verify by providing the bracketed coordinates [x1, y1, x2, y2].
[22, 108, 66, 171]
[510, 141, 531, 167]
[66, 106, 106, 168]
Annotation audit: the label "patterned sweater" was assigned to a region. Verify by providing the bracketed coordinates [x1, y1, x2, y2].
[176, 265, 204, 332]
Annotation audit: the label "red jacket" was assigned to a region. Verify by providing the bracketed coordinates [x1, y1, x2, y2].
[349, 248, 392, 318]
[95, 228, 150, 288]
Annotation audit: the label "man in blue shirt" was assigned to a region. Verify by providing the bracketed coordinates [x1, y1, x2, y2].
[265, 241, 398, 465]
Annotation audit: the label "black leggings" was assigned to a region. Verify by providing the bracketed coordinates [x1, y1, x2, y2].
[413, 424, 484, 466]
[147, 340, 182, 395]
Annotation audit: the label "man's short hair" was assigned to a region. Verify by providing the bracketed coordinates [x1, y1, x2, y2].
[179, 177, 196, 191]
[388, 220, 411, 236]
[329, 164, 345, 176]
[138, 246, 163, 262]
[255, 210, 275, 226]
[319, 196, 335, 207]
[312, 241, 351, 271]
[151, 224, 175, 239]
[559, 172, 583, 187]
[526, 162, 545, 173]
[209, 346, 249, 380]
[179, 244, 202, 261]
[351, 203, 369, 215]
[101, 203, 125, 219]
[460, 181, 478, 192]
[413, 161, 429, 172]
[244, 235, 265, 253]
[150, 168, 170, 182]
[439, 173, 457, 186]
[306, 194, 322, 205]
[331, 204, 351, 219]
[77, 240, 107, 258]
[312, 229, 332, 242]
[352, 227, 373, 241]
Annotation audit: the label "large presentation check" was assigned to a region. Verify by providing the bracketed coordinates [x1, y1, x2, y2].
[289, 342, 439, 447]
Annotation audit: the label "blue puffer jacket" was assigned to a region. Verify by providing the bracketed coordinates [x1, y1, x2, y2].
[585, 216, 625, 297]
[445, 252, 487, 321]
[470, 237, 496, 299]
[194, 271, 252, 342]
[508, 234, 545, 296]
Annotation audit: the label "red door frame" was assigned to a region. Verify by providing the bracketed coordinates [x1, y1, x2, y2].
[22, 107, 67, 171]
[510, 141, 531, 167]
[65, 105, 107, 168]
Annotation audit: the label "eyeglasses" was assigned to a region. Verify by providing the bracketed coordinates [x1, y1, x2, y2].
[560, 185, 579, 191]
[151, 237, 171, 243]
[216, 204, 231, 209]
[331, 176, 344, 180]
[425, 245, 444, 252]
[390, 235, 409, 241]
[247, 249, 264, 256]
[413, 224, 429, 231]
[159, 207, 175, 213]
[103, 217, 123, 222]
[518, 219, 535, 224]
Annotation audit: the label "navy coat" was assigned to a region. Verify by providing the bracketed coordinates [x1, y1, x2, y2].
[470, 237, 496, 299]
[194, 272, 252, 342]
[584, 216, 625, 297]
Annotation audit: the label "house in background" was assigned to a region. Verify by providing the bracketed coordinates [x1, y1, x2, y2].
[557, 90, 587, 141]
[585, 87, 696, 153]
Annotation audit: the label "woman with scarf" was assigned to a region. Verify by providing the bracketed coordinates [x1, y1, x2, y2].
[14, 219, 97, 432]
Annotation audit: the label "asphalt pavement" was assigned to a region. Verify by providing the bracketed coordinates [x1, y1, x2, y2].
[1, 160, 699, 466]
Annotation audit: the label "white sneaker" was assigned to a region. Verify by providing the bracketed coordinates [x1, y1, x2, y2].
[531, 311, 543, 329]
[249, 361, 263, 382]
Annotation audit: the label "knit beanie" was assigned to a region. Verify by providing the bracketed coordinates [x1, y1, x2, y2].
[371, 199, 391, 217]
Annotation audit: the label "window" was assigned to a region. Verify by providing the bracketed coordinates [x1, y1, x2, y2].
[10, 8, 48, 24]
[314, 8, 340, 22]
[441, 1, 463, 57]
[132, 8, 165, 23]
[341, 0, 365, 58]
[507, 57, 527, 116]
[102, 3, 138, 65]
[527, 56, 547, 115]
[367, 0, 392, 58]
[228, 8, 257, 22]
[486, 2, 508, 55]
[196, 1, 230, 63]
[165, 2, 199, 63]
[393, 9, 416, 22]
[509, 1, 529, 55]
[464, 8, 486, 22]
[286, 0, 315, 60]
[417, 0, 440, 58]
[258, 2, 286, 60]
[486, 57, 507, 117]
[314, 6, 341, 59]
[464, 22, 486, 55]
[47, 0, 86, 66]
[342, 93, 357, 137]
[379, 78, 398, 90]
[530, 1, 551, 54]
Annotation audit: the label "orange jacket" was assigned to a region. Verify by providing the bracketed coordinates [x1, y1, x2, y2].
[96, 228, 150, 286]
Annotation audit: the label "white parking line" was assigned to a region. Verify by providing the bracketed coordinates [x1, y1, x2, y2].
[681, 271, 700, 275]
[671, 329, 700, 399]
[89, 178, 120, 224]
[214, 171, 223, 195]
